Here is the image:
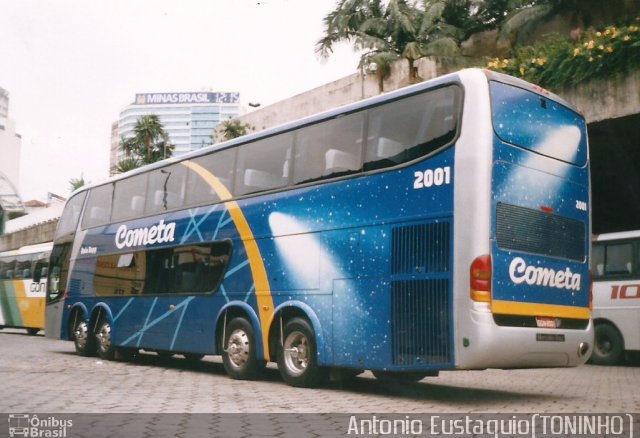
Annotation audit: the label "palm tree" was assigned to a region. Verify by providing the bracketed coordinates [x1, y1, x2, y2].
[116, 115, 174, 173]
[220, 119, 253, 141]
[317, 0, 462, 88]
[115, 157, 142, 174]
[68, 175, 86, 192]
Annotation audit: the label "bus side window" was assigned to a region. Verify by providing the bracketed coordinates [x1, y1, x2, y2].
[14, 258, 32, 279]
[591, 245, 605, 277]
[112, 174, 148, 222]
[57, 191, 87, 238]
[189, 147, 236, 202]
[82, 185, 113, 229]
[364, 86, 460, 171]
[33, 259, 49, 283]
[293, 112, 364, 184]
[47, 243, 72, 303]
[604, 243, 633, 277]
[0, 259, 15, 279]
[145, 163, 187, 214]
[235, 133, 293, 196]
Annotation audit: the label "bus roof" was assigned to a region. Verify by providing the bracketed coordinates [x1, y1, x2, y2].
[593, 230, 640, 242]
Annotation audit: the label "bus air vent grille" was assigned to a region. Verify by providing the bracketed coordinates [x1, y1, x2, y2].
[392, 221, 450, 275]
[496, 203, 586, 261]
[391, 279, 453, 366]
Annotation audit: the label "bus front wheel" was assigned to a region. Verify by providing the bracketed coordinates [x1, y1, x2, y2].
[277, 317, 327, 388]
[221, 317, 264, 380]
[591, 322, 624, 365]
[95, 319, 116, 361]
[72, 317, 96, 357]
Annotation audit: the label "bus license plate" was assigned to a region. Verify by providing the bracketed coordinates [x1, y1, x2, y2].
[536, 317, 557, 328]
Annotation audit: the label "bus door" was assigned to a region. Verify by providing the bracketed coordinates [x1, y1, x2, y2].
[45, 242, 73, 339]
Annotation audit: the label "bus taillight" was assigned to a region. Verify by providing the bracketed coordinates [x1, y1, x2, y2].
[470, 255, 492, 302]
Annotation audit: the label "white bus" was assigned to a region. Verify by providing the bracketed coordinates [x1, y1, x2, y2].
[591, 231, 640, 364]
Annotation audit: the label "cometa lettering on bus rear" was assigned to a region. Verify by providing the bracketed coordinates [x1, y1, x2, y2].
[509, 257, 581, 291]
[115, 220, 176, 249]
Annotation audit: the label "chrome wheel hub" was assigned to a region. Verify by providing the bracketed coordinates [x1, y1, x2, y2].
[96, 322, 111, 353]
[283, 331, 309, 376]
[74, 321, 89, 349]
[227, 329, 250, 368]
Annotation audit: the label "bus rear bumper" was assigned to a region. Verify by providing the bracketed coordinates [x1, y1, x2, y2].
[456, 304, 594, 369]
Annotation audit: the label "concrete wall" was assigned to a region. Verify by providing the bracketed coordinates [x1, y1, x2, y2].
[220, 58, 442, 138]
[559, 72, 640, 123]
[227, 60, 639, 137]
[0, 219, 56, 252]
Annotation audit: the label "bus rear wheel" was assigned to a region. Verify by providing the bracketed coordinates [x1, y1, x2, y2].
[221, 317, 264, 380]
[73, 317, 96, 357]
[591, 322, 624, 365]
[95, 319, 116, 361]
[277, 317, 327, 388]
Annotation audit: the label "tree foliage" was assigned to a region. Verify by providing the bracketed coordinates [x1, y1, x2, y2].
[68, 175, 86, 192]
[317, 0, 463, 88]
[487, 20, 640, 88]
[117, 115, 173, 173]
[318, 0, 639, 83]
[219, 119, 254, 141]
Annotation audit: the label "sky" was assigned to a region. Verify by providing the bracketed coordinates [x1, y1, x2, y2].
[0, 0, 361, 201]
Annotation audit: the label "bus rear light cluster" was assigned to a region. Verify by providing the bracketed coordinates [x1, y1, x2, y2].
[470, 254, 492, 302]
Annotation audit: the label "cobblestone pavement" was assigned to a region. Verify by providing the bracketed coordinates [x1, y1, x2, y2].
[1, 329, 639, 416]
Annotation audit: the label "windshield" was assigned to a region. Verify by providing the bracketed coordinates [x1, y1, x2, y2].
[490, 81, 588, 166]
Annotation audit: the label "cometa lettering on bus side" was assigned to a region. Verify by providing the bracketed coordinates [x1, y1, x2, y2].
[508, 257, 581, 291]
[115, 220, 176, 249]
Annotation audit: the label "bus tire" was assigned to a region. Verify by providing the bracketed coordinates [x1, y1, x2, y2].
[26, 328, 40, 336]
[95, 319, 116, 361]
[221, 317, 264, 380]
[277, 317, 327, 388]
[72, 317, 96, 357]
[591, 322, 624, 365]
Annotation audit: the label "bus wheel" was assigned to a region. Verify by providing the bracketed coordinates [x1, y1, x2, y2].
[591, 323, 624, 365]
[95, 319, 116, 361]
[222, 317, 264, 380]
[26, 328, 40, 336]
[277, 317, 327, 388]
[72, 318, 96, 357]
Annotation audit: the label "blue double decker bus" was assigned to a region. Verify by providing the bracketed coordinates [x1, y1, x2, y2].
[46, 69, 592, 387]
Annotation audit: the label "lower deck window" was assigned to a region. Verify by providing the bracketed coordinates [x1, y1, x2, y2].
[94, 240, 232, 296]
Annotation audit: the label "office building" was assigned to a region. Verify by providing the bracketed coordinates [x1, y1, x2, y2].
[110, 91, 242, 172]
[0, 86, 24, 230]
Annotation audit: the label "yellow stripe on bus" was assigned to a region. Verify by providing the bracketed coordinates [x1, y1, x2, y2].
[492, 300, 590, 320]
[181, 160, 274, 360]
[14, 280, 45, 329]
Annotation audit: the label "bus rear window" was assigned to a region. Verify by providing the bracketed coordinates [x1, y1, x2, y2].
[490, 81, 587, 166]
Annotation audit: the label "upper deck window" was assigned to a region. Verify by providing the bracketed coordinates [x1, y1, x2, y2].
[81, 184, 113, 229]
[490, 81, 588, 166]
[55, 192, 87, 238]
[364, 86, 459, 171]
